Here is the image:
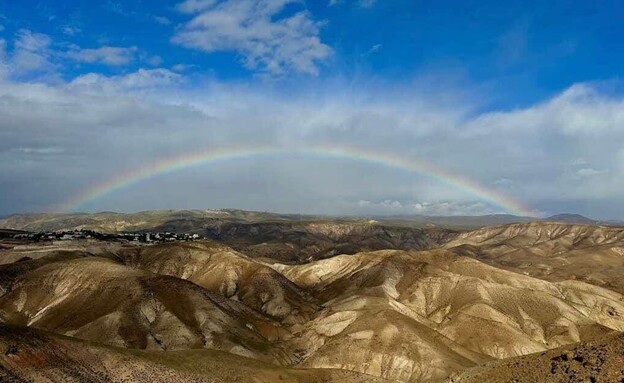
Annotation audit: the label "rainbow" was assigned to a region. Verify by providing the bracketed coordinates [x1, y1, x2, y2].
[58, 145, 532, 216]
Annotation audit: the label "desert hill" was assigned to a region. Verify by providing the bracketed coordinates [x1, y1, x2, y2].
[0, 323, 389, 383]
[273, 248, 624, 381]
[1, 220, 624, 381]
[0, 210, 528, 233]
[3, 210, 617, 236]
[3, 210, 622, 266]
[118, 241, 319, 324]
[2, 231, 624, 382]
[445, 222, 624, 293]
[0, 210, 319, 233]
[199, 220, 456, 262]
[0, 211, 459, 263]
[0, 253, 291, 363]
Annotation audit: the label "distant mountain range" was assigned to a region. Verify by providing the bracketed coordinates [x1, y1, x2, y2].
[374, 212, 623, 229]
[371, 214, 534, 230]
[544, 213, 624, 226]
[544, 213, 596, 224]
[0, 209, 621, 235]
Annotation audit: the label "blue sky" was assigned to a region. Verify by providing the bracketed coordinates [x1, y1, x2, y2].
[1, 0, 624, 218]
[3, 0, 622, 98]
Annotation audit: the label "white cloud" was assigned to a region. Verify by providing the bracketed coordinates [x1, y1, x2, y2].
[569, 159, 609, 179]
[62, 26, 81, 36]
[493, 178, 514, 186]
[329, 0, 377, 8]
[69, 68, 182, 92]
[571, 158, 588, 166]
[0, 38, 6, 60]
[1, 58, 624, 217]
[366, 44, 382, 55]
[146, 55, 163, 66]
[354, 200, 502, 216]
[0, 29, 162, 88]
[11, 147, 65, 155]
[10, 29, 55, 76]
[1, 30, 149, 80]
[466, 83, 624, 137]
[553, 84, 624, 135]
[172, 63, 196, 72]
[172, 0, 332, 75]
[576, 168, 609, 178]
[177, 0, 217, 13]
[153, 15, 172, 25]
[617, 149, 624, 176]
[14, 29, 51, 52]
[66, 46, 138, 66]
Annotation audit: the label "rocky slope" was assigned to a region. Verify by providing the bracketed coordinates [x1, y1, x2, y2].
[119, 241, 319, 324]
[199, 221, 456, 262]
[272, 248, 624, 381]
[448, 331, 624, 383]
[0, 324, 388, 383]
[445, 222, 624, 293]
[0, 254, 290, 363]
[1, 223, 624, 382]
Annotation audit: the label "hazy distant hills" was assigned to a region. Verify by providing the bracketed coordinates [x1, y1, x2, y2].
[1, 210, 619, 235]
[545, 213, 599, 224]
[380, 212, 624, 228]
[0, 209, 323, 233]
[374, 214, 535, 229]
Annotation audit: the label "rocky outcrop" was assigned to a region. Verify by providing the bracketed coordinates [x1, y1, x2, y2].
[449, 331, 624, 383]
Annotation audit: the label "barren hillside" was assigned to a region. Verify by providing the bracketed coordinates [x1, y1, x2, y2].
[449, 331, 624, 383]
[445, 222, 624, 293]
[1, 230, 623, 382]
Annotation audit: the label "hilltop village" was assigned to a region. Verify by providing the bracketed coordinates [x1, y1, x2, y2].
[10, 230, 202, 244]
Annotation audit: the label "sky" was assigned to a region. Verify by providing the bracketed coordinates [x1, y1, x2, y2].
[1, 0, 624, 219]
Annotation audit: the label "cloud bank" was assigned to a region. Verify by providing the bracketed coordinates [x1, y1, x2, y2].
[1, 25, 624, 218]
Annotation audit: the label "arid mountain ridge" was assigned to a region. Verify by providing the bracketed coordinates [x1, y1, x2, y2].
[1, 210, 621, 264]
[1, 209, 620, 233]
[1, 211, 624, 382]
